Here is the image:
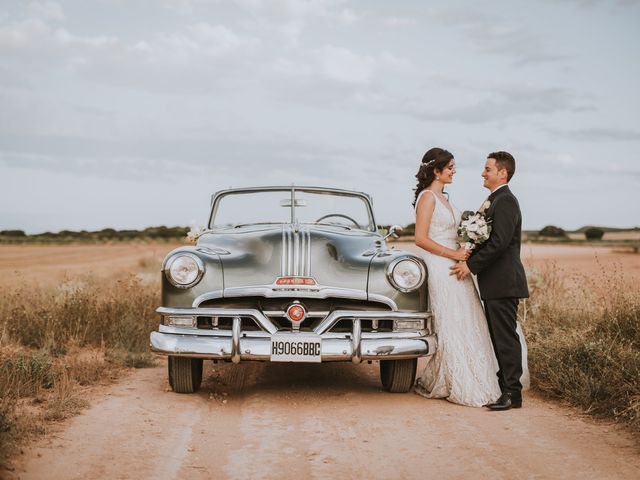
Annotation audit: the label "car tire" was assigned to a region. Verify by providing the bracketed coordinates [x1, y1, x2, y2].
[380, 358, 417, 393]
[168, 356, 203, 393]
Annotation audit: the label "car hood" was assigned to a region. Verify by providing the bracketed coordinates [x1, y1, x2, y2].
[198, 224, 380, 292]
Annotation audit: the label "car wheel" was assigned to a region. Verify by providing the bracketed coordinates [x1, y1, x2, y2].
[380, 358, 417, 393]
[168, 356, 203, 393]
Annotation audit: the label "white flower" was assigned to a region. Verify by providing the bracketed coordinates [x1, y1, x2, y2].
[187, 224, 206, 242]
[467, 223, 479, 233]
[482, 200, 491, 211]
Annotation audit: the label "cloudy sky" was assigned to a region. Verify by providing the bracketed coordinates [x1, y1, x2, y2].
[1, 0, 639, 233]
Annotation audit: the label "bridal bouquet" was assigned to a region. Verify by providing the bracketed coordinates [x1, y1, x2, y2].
[457, 207, 492, 251]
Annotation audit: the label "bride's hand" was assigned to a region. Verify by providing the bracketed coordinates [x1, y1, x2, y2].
[451, 248, 470, 262]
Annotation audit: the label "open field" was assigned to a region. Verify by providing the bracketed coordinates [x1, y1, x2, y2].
[0, 242, 182, 287]
[1, 241, 638, 284]
[1, 242, 639, 478]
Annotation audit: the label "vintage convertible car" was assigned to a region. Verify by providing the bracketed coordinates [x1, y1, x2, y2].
[150, 186, 436, 393]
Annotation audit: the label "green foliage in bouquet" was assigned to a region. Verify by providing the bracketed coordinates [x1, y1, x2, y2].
[457, 210, 492, 249]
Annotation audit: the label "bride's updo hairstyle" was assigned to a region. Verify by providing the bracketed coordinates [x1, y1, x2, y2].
[412, 147, 454, 207]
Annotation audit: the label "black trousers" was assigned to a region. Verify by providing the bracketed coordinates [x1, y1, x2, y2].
[484, 298, 522, 399]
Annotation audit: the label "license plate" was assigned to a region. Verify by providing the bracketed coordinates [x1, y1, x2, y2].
[270, 334, 322, 363]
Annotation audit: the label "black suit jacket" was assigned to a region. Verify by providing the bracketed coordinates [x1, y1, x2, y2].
[466, 185, 529, 300]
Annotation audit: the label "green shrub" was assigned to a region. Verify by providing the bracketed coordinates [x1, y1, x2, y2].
[538, 225, 567, 238]
[584, 227, 605, 240]
[0, 230, 26, 237]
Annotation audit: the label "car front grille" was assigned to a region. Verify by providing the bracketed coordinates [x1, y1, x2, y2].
[194, 296, 393, 333]
[195, 314, 395, 333]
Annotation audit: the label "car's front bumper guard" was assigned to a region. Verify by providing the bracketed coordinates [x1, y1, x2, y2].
[150, 307, 437, 363]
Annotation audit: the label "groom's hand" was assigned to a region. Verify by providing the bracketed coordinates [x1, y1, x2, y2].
[449, 261, 471, 280]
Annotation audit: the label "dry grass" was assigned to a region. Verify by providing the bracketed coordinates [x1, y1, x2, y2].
[524, 261, 640, 432]
[0, 273, 159, 460]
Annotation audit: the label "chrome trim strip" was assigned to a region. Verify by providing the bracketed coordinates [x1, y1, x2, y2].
[352, 318, 362, 364]
[196, 246, 230, 256]
[157, 324, 429, 340]
[157, 306, 278, 335]
[231, 316, 241, 364]
[305, 227, 311, 276]
[293, 224, 300, 276]
[192, 290, 224, 307]
[194, 285, 398, 310]
[287, 225, 293, 275]
[314, 310, 428, 335]
[368, 293, 397, 309]
[263, 310, 329, 318]
[281, 225, 286, 276]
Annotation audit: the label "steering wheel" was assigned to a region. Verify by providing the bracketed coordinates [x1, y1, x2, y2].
[315, 213, 361, 228]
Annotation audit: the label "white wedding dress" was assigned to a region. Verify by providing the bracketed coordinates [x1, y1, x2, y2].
[414, 190, 502, 407]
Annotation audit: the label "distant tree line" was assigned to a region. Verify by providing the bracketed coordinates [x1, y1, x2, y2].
[537, 225, 605, 241]
[0, 226, 189, 243]
[383, 223, 633, 243]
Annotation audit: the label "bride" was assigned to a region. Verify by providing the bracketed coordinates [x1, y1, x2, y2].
[413, 147, 502, 407]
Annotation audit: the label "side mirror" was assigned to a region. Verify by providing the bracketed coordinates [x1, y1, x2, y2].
[382, 225, 403, 241]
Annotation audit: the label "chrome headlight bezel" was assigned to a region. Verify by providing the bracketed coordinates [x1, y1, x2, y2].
[164, 253, 205, 289]
[386, 256, 426, 293]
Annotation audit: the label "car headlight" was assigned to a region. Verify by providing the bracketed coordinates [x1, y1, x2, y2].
[387, 257, 425, 292]
[165, 253, 205, 288]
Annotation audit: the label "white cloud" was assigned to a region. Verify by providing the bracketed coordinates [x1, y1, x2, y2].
[0, 18, 49, 50]
[383, 17, 417, 28]
[132, 23, 259, 63]
[318, 45, 375, 84]
[28, 1, 65, 21]
[549, 127, 640, 142]
[464, 23, 571, 66]
[54, 28, 119, 48]
[233, 0, 350, 20]
[272, 46, 413, 94]
[233, 0, 358, 44]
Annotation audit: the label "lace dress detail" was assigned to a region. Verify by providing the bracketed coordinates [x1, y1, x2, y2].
[414, 190, 501, 407]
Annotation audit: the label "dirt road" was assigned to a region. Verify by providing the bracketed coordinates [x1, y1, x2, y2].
[11, 359, 640, 480]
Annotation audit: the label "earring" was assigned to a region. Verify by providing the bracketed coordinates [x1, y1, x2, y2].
[436, 176, 440, 180]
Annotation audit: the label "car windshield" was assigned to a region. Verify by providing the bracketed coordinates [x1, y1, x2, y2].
[209, 189, 375, 231]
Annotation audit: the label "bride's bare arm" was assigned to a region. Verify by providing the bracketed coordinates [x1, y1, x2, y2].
[415, 193, 469, 261]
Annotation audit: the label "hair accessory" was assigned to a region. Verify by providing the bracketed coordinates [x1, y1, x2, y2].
[423, 159, 436, 167]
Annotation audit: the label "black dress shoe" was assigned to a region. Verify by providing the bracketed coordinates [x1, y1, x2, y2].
[483, 392, 506, 408]
[485, 392, 522, 411]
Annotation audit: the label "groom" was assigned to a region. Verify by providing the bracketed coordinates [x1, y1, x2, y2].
[450, 151, 529, 411]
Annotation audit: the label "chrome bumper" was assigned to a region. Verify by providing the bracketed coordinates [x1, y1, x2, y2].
[150, 307, 436, 363]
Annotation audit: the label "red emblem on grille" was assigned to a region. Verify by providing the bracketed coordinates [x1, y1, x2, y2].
[286, 304, 306, 323]
[276, 277, 317, 286]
